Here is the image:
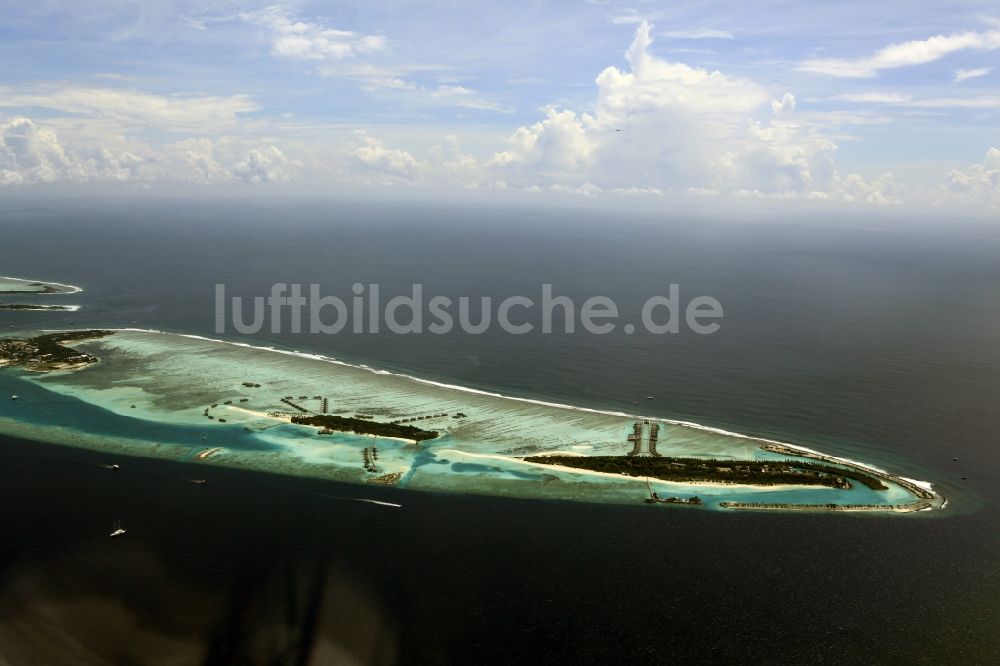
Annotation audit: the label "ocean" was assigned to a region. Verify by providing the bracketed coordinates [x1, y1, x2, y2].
[1, 197, 999, 664]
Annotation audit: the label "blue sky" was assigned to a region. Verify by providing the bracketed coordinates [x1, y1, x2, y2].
[1, 1, 998, 208]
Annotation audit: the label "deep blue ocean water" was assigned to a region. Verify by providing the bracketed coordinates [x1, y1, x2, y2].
[1, 197, 999, 664]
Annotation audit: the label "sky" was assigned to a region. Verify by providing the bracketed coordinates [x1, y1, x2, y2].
[0, 0, 998, 209]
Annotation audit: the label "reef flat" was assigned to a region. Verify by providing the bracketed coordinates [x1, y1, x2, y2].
[0, 329, 945, 512]
[0, 276, 82, 295]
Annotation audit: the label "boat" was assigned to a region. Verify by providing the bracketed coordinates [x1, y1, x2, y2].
[109, 520, 126, 538]
[110, 464, 120, 472]
[643, 477, 660, 504]
[10, 395, 17, 400]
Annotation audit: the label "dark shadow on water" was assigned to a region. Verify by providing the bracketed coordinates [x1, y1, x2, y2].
[1, 434, 999, 664]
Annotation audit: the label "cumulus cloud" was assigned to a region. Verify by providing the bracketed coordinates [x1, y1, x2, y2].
[488, 107, 593, 173]
[167, 137, 297, 184]
[713, 120, 837, 195]
[241, 6, 385, 61]
[0, 115, 296, 187]
[485, 22, 840, 198]
[941, 147, 1000, 208]
[799, 29, 1000, 78]
[832, 171, 904, 204]
[350, 130, 424, 180]
[0, 116, 160, 185]
[234, 146, 294, 183]
[428, 134, 479, 178]
[771, 92, 796, 116]
[0, 117, 78, 185]
[595, 22, 766, 116]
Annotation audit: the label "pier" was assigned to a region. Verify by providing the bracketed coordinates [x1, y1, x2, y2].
[626, 420, 662, 457]
[627, 421, 643, 455]
[280, 397, 318, 415]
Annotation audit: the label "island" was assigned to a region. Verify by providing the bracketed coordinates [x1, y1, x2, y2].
[0, 276, 82, 295]
[0, 330, 112, 371]
[0, 304, 79, 312]
[0, 328, 946, 513]
[290, 414, 440, 442]
[0, 275, 83, 313]
[523, 455, 879, 490]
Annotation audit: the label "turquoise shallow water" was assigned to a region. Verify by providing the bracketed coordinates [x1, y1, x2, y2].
[0, 202, 998, 663]
[0, 329, 933, 510]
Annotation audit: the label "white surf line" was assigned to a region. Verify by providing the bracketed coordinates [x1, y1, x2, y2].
[354, 498, 402, 508]
[1, 304, 81, 312]
[71, 328, 939, 498]
[0, 276, 83, 294]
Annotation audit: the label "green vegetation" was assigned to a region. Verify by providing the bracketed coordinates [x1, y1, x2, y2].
[524, 455, 888, 490]
[0, 330, 114, 371]
[291, 414, 440, 441]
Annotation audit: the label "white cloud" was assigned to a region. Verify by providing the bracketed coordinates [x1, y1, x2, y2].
[712, 121, 837, 195]
[234, 146, 294, 183]
[906, 96, 1000, 108]
[954, 67, 992, 82]
[595, 22, 766, 116]
[941, 147, 1000, 207]
[351, 78, 510, 114]
[430, 85, 512, 113]
[0, 117, 78, 185]
[238, 7, 509, 114]
[662, 29, 733, 40]
[241, 6, 386, 61]
[830, 92, 913, 103]
[428, 134, 480, 179]
[799, 29, 1000, 77]
[827, 91, 1000, 109]
[610, 12, 654, 26]
[316, 63, 444, 91]
[0, 116, 155, 185]
[0, 115, 297, 187]
[771, 92, 796, 116]
[832, 171, 904, 204]
[153, 138, 298, 185]
[488, 107, 593, 173]
[0, 85, 258, 132]
[488, 22, 835, 197]
[350, 130, 424, 180]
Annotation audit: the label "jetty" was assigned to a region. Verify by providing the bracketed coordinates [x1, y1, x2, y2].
[626, 420, 662, 457]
